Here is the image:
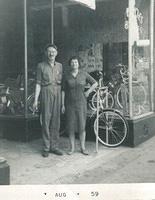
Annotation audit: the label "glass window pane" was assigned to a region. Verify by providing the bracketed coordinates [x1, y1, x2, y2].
[130, 0, 152, 117]
[27, 0, 51, 115]
[0, 0, 25, 116]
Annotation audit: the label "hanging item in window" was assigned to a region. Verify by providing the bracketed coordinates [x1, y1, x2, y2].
[124, 6, 143, 44]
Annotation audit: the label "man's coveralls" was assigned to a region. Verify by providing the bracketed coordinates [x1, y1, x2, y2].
[36, 61, 62, 151]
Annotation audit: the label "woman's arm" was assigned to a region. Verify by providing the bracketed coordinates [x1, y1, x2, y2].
[85, 82, 98, 97]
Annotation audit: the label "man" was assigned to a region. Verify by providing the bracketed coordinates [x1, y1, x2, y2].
[33, 44, 63, 157]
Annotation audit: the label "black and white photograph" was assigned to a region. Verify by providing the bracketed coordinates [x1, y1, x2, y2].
[0, 0, 155, 199]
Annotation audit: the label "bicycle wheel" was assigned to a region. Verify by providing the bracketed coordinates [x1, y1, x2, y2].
[116, 86, 121, 108]
[88, 90, 96, 111]
[116, 83, 147, 110]
[27, 93, 35, 113]
[92, 90, 114, 110]
[116, 85, 128, 109]
[132, 82, 147, 107]
[94, 109, 128, 147]
[27, 93, 40, 113]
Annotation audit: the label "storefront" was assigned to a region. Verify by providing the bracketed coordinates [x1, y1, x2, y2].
[0, 0, 154, 145]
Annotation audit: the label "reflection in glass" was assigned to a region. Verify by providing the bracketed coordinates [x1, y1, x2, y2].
[131, 0, 151, 116]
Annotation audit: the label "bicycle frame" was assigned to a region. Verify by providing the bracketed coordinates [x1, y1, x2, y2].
[88, 71, 114, 111]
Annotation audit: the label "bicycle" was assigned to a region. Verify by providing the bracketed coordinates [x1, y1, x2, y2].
[115, 64, 147, 115]
[0, 75, 37, 115]
[88, 72, 128, 148]
[88, 71, 114, 111]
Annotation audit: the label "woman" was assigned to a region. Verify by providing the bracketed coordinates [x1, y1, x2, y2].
[62, 56, 97, 155]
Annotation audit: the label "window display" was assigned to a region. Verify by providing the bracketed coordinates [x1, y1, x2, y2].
[0, 73, 36, 115]
[77, 43, 103, 72]
[129, 0, 153, 118]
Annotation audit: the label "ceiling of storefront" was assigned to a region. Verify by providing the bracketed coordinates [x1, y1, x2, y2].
[31, 0, 115, 10]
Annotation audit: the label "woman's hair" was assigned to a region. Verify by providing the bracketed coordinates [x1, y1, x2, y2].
[68, 56, 79, 66]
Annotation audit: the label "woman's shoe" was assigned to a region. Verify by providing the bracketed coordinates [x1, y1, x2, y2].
[81, 149, 89, 155]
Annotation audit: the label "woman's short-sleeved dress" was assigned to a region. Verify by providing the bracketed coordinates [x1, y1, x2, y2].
[62, 70, 96, 134]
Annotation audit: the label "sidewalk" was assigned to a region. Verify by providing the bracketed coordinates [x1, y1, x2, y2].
[0, 135, 155, 184]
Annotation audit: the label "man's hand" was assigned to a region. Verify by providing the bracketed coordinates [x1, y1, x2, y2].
[32, 101, 38, 114]
[84, 91, 89, 98]
[61, 104, 65, 114]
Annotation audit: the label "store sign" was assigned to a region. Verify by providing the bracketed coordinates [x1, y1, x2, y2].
[70, 0, 96, 10]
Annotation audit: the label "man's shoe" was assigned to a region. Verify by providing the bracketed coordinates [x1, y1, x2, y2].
[50, 148, 63, 156]
[42, 151, 49, 157]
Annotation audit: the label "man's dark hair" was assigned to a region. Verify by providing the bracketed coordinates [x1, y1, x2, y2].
[44, 43, 58, 52]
